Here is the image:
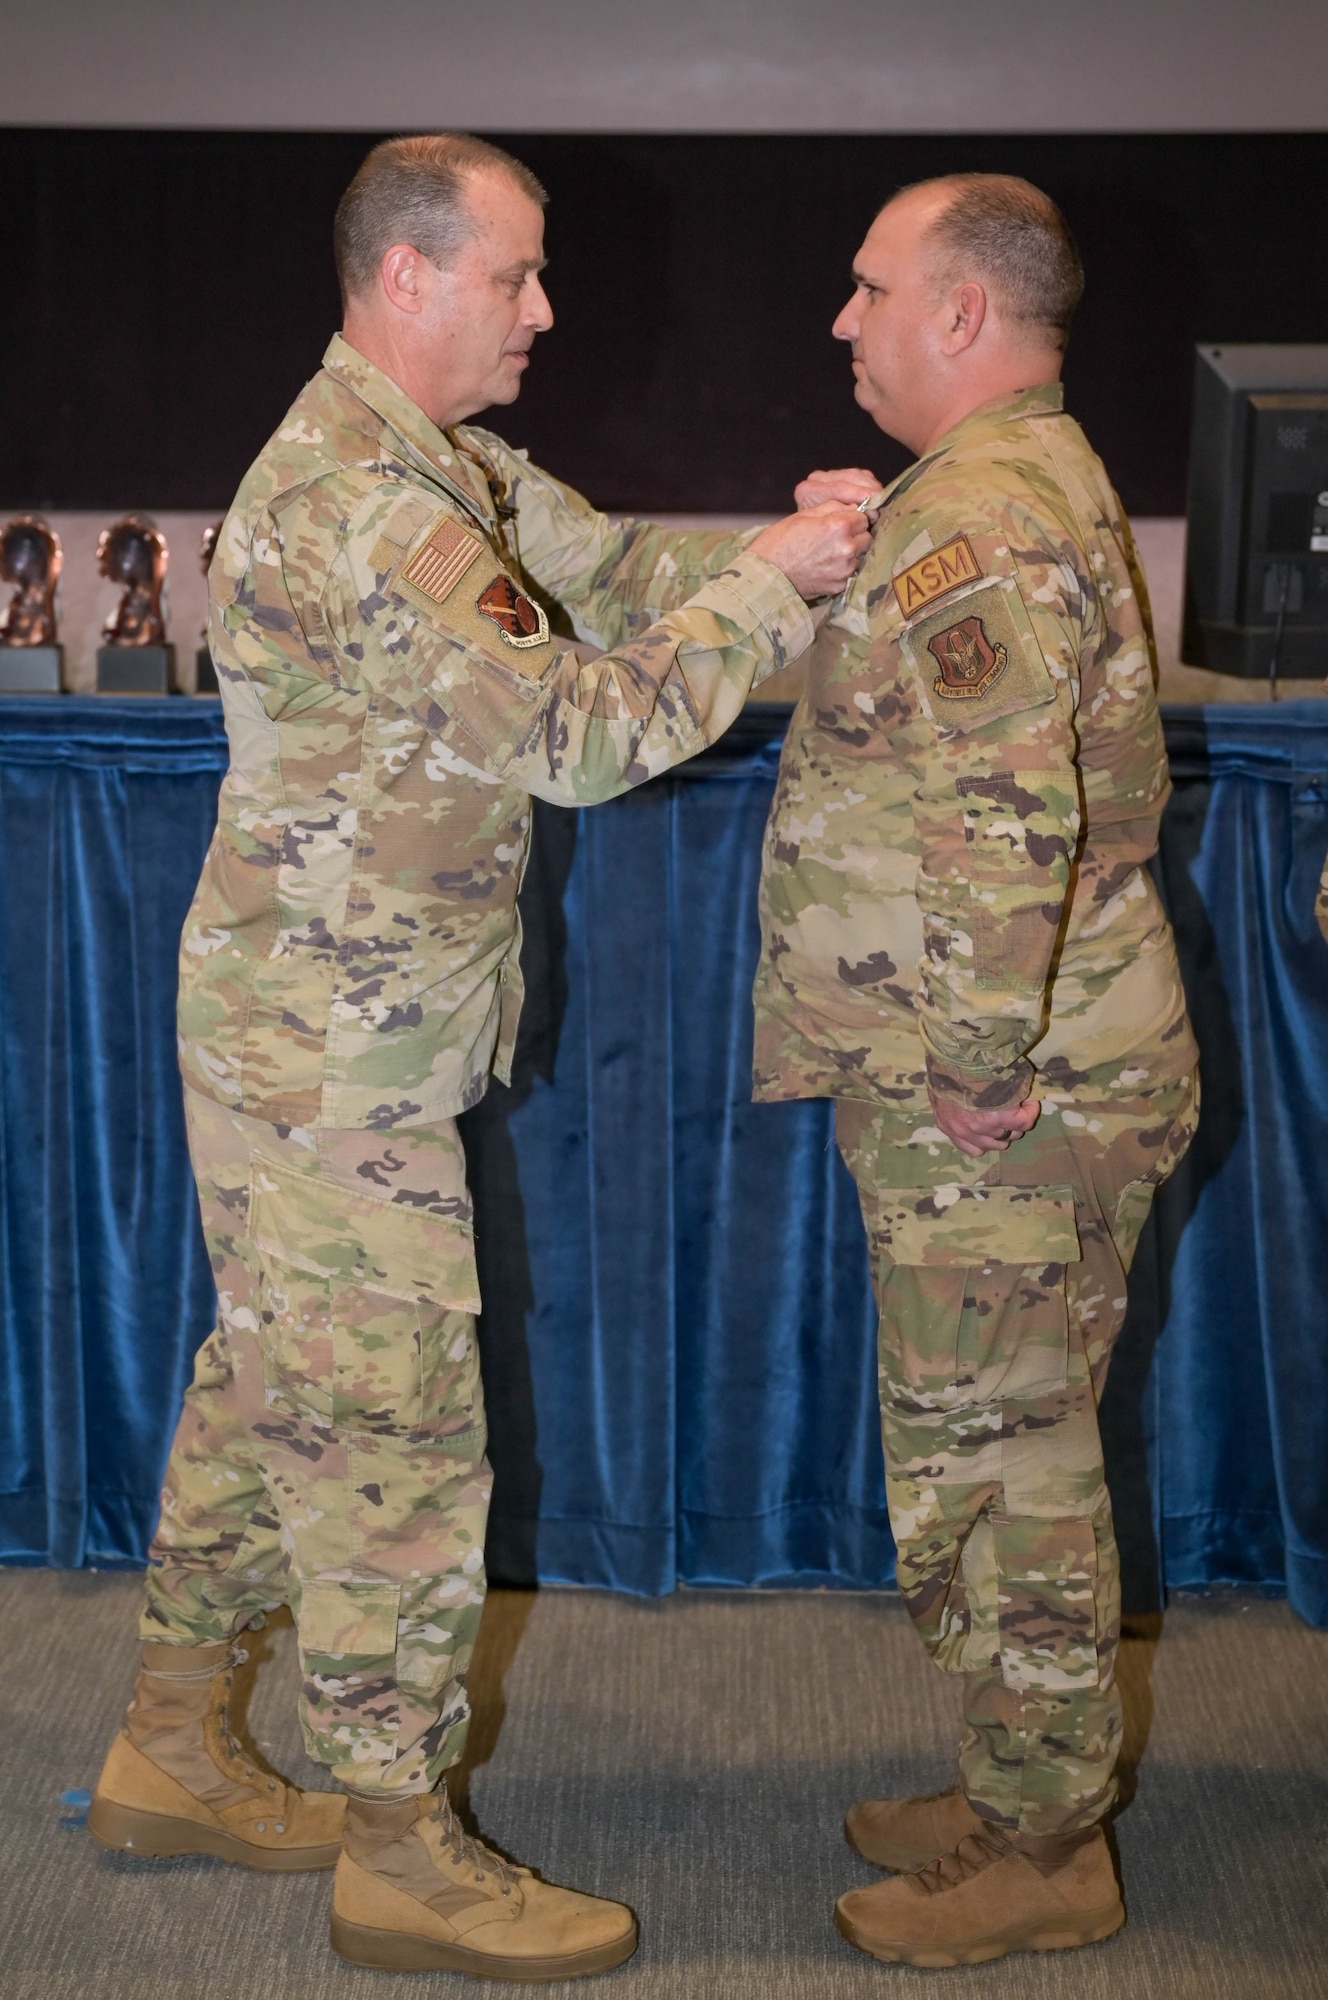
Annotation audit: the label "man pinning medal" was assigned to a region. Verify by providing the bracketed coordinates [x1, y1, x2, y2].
[87, 132, 871, 1982]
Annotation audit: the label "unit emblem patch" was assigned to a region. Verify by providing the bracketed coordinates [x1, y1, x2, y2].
[402, 518, 484, 602]
[476, 575, 550, 650]
[927, 615, 1008, 700]
[892, 534, 982, 618]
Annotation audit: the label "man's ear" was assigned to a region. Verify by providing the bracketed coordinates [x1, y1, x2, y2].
[939, 280, 987, 357]
[379, 243, 427, 316]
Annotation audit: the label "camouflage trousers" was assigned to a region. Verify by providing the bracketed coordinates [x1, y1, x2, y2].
[836, 1064, 1198, 1838]
[142, 1086, 491, 1796]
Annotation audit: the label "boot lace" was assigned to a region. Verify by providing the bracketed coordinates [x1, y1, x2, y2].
[433, 1791, 516, 1896]
[140, 1642, 284, 1806]
[215, 1646, 281, 1796]
[912, 1826, 1010, 1895]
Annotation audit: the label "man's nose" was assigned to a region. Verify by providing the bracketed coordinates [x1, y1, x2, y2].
[525, 276, 554, 333]
[831, 298, 857, 341]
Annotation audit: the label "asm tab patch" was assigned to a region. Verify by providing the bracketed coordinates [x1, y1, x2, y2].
[928, 615, 1007, 700]
[476, 575, 550, 650]
[403, 518, 485, 603]
[892, 534, 982, 618]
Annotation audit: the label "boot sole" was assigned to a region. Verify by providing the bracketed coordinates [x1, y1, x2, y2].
[834, 1898, 1125, 1967]
[87, 1795, 340, 1872]
[330, 1911, 640, 1981]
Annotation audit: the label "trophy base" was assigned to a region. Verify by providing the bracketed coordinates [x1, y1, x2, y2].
[0, 644, 63, 693]
[97, 644, 176, 694]
[195, 645, 220, 695]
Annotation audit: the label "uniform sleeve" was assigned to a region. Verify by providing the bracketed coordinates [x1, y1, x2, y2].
[882, 524, 1087, 1110]
[323, 485, 814, 808]
[468, 430, 757, 650]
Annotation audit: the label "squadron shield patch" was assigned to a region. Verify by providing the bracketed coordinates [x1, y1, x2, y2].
[403, 518, 485, 602]
[900, 578, 1057, 735]
[928, 615, 1008, 700]
[891, 534, 982, 618]
[476, 575, 550, 650]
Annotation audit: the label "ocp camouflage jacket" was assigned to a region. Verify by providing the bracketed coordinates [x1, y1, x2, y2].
[180, 335, 812, 1129]
[753, 384, 1197, 1111]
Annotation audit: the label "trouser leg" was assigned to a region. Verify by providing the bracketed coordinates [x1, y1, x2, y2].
[880, 1375, 1122, 1835]
[838, 1069, 1197, 1838]
[142, 1325, 288, 1642]
[143, 1102, 290, 1643]
[146, 1087, 491, 1795]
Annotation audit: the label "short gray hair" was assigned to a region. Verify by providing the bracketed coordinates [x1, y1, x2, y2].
[334, 133, 547, 304]
[898, 173, 1084, 350]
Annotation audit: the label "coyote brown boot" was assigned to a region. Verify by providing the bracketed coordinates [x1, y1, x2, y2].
[88, 1639, 344, 1870]
[845, 1786, 986, 1871]
[331, 1789, 639, 1980]
[835, 1823, 1125, 1967]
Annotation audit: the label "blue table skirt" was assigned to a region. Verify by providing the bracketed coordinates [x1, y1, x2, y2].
[1, 696, 1325, 1627]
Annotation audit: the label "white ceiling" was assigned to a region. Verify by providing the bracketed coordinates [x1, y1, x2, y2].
[3, 0, 1325, 132]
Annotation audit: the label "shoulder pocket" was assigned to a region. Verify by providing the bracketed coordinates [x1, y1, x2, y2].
[901, 576, 1056, 735]
[392, 513, 560, 688]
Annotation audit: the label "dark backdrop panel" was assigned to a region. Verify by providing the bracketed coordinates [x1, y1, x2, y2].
[2, 130, 1326, 516]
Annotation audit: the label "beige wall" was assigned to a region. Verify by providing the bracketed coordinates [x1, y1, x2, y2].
[2, 1, 1325, 133]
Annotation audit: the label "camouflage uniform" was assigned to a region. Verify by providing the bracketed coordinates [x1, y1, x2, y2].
[147, 335, 814, 1795]
[753, 385, 1199, 1837]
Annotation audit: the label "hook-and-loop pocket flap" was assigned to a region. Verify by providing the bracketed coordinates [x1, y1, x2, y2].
[881, 1183, 1080, 1268]
[249, 1157, 481, 1314]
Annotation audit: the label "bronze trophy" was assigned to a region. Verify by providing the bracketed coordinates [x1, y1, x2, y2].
[195, 520, 221, 694]
[95, 514, 176, 693]
[0, 515, 65, 693]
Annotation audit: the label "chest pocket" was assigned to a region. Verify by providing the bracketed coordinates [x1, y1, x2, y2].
[874, 1183, 1079, 1409]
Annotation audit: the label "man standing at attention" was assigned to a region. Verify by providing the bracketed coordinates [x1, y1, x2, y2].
[754, 175, 1198, 1967]
[87, 133, 870, 1981]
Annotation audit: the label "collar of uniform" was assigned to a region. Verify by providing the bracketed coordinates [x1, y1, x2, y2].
[850, 383, 1068, 541]
[321, 334, 493, 526]
[828, 381, 1067, 620]
[924, 381, 1065, 459]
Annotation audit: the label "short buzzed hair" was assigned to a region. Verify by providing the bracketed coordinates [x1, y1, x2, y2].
[898, 173, 1084, 350]
[334, 133, 547, 305]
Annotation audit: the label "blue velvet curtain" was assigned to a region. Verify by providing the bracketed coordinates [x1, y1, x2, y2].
[1, 696, 1325, 1625]
[0, 701, 221, 1567]
[1125, 708, 1328, 1625]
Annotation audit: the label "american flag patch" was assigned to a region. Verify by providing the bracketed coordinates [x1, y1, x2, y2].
[402, 518, 484, 603]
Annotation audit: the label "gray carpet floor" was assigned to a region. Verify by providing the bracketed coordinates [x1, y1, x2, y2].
[1, 1569, 1325, 1998]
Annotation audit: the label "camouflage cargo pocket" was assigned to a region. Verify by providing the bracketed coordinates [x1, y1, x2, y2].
[991, 1509, 1111, 1694]
[249, 1157, 482, 1439]
[296, 1578, 403, 1767]
[878, 1185, 1080, 1410]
